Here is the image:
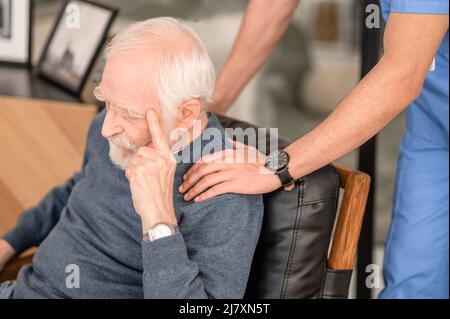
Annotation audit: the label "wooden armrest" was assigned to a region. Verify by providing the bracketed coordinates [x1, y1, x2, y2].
[327, 162, 371, 270]
[0, 248, 37, 282]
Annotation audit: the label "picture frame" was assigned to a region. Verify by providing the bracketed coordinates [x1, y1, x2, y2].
[0, 0, 33, 67]
[37, 0, 118, 97]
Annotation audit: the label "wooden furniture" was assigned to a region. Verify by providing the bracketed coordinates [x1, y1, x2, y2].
[328, 163, 370, 271]
[0, 96, 97, 282]
[0, 249, 34, 282]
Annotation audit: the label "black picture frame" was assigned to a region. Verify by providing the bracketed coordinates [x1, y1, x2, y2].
[0, 0, 33, 68]
[36, 0, 118, 98]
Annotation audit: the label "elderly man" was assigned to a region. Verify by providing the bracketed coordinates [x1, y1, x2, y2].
[0, 17, 263, 299]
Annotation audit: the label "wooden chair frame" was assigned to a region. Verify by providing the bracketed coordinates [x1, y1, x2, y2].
[328, 163, 371, 270]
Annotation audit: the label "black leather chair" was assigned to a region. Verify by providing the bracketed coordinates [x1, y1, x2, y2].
[217, 115, 370, 299]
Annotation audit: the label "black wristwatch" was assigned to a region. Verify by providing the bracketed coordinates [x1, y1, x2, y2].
[264, 150, 295, 188]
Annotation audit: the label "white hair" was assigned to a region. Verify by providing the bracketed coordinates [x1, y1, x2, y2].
[104, 17, 216, 122]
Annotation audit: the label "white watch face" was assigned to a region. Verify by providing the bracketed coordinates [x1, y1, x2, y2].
[151, 224, 173, 240]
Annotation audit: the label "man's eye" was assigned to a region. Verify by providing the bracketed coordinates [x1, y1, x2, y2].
[127, 116, 144, 123]
[121, 112, 141, 122]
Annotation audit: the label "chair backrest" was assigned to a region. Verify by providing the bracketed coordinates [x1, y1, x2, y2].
[217, 115, 369, 299]
[245, 165, 339, 298]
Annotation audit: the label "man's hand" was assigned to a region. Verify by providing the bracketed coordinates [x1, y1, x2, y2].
[0, 239, 16, 273]
[125, 109, 178, 233]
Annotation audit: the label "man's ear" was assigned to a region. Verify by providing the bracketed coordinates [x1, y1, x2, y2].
[177, 99, 202, 129]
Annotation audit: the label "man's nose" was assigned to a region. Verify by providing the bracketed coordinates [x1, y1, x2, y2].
[101, 109, 124, 138]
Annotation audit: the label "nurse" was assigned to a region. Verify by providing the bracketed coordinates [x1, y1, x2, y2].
[179, 0, 449, 298]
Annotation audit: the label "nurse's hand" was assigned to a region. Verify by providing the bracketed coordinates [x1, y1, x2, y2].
[179, 140, 281, 202]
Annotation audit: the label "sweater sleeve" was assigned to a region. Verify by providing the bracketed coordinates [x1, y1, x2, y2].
[2, 154, 88, 255]
[141, 194, 263, 299]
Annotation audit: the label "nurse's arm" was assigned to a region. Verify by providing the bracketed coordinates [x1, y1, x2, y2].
[284, 12, 449, 182]
[209, 0, 300, 115]
[180, 13, 448, 202]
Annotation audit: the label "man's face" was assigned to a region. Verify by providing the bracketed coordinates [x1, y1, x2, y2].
[98, 51, 172, 170]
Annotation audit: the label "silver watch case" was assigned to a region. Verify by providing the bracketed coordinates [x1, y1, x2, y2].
[143, 223, 179, 242]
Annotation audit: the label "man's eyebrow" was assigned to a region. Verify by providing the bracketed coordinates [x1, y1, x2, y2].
[109, 102, 146, 119]
[93, 86, 146, 119]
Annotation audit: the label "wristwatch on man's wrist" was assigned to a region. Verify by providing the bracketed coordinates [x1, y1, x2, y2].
[143, 223, 179, 243]
[264, 150, 295, 190]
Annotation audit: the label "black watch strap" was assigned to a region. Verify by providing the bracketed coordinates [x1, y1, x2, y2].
[276, 166, 295, 187]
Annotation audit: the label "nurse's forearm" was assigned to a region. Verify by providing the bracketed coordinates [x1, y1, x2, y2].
[211, 0, 300, 114]
[285, 12, 448, 179]
[285, 57, 420, 179]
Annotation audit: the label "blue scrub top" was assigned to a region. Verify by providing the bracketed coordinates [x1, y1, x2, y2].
[378, 0, 449, 298]
[380, 0, 449, 147]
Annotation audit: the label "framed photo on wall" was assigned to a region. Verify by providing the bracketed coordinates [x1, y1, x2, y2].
[0, 0, 32, 67]
[37, 0, 118, 97]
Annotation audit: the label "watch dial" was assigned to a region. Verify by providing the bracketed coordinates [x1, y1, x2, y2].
[266, 150, 289, 171]
[154, 224, 172, 238]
